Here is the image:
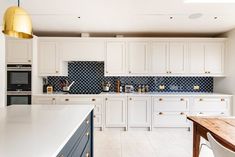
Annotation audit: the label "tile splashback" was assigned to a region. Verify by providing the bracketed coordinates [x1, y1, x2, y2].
[47, 61, 213, 94]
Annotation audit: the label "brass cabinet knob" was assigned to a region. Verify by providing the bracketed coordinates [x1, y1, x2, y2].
[199, 98, 203, 101]
[205, 71, 207, 74]
[129, 98, 132, 100]
[86, 153, 90, 157]
[180, 112, 184, 115]
[56, 71, 59, 73]
[208, 71, 211, 74]
[129, 71, 131, 74]
[159, 98, 163, 101]
[92, 98, 96, 101]
[52, 98, 55, 101]
[159, 112, 163, 115]
[28, 59, 31, 62]
[199, 112, 203, 114]
[169, 71, 172, 74]
[65, 99, 69, 101]
[106, 71, 108, 73]
[221, 98, 225, 101]
[105, 98, 108, 101]
[93, 115, 96, 118]
[180, 98, 184, 101]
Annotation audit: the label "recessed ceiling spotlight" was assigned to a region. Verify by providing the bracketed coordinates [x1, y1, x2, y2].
[189, 13, 203, 19]
[185, 0, 235, 3]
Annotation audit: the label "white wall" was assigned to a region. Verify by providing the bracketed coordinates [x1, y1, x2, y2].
[214, 29, 235, 115]
[0, 27, 6, 107]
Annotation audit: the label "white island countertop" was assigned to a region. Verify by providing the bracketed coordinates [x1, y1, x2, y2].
[0, 105, 94, 157]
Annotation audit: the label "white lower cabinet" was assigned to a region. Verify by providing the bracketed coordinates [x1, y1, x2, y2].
[32, 96, 103, 129]
[104, 97, 127, 128]
[152, 97, 189, 128]
[33, 96, 57, 104]
[127, 96, 151, 129]
[153, 112, 189, 127]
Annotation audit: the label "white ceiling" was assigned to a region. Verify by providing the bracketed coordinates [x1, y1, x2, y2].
[1, 0, 235, 36]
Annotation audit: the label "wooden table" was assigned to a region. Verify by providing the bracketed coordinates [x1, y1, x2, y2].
[187, 116, 235, 157]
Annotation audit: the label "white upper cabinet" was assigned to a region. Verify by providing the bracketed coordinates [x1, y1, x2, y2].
[189, 41, 224, 76]
[150, 42, 168, 74]
[105, 41, 126, 75]
[128, 41, 149, 74]
[38, 40, 67, 76]
[6, 38, 32, 64]
[205, 43, 224, 75]
[61, 39, 105, 61]
[168, 42, 187, 74]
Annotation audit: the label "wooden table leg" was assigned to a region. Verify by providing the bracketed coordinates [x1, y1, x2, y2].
[193, 123, 201, 157]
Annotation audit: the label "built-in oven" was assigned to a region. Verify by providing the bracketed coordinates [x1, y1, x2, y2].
[7, 91, 31, 106]
[7, 65, 31, 91]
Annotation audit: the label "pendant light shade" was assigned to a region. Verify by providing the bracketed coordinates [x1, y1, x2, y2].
[2, 6, 33, 39]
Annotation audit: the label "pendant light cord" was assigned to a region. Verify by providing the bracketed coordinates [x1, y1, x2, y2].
[18, 0, 20, 7]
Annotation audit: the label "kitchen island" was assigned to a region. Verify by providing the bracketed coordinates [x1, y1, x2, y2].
[0, 105, 94, 157]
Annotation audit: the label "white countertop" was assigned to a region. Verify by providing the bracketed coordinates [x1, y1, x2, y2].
[0, 105, 94, 157]
[33, 92, 232, 97]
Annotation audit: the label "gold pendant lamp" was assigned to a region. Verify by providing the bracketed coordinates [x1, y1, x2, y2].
[2, 0, 33, 39]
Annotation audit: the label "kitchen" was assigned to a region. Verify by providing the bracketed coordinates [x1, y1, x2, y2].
[1, 0, 235, 157]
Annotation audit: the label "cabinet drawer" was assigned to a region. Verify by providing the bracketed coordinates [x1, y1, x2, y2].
[33, 96, 56, 104]
[94, 104, 102, 115]
[153, 112, 189, 127]
[153, 97, 189, 112]
[190, 111, 229, 116]
[94, 114, 102, 126]
[57, 113, 91, 157]
[192, 98, 228, 111]
[81, 141, 91, 157]
[70, 126, 90, 157]
[58, 97, 102, 105]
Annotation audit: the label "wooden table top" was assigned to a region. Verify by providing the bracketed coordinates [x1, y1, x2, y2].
[188, 116, 235, 150]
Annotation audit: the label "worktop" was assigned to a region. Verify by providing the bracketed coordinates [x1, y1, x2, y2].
[33, 92, 232, 97]
[0, 105, 94, 157]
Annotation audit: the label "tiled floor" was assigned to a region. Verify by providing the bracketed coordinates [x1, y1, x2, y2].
[94, 128, 214, 157]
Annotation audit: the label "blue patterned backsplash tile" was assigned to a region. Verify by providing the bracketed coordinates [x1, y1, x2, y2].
[47, 61, 213, 94]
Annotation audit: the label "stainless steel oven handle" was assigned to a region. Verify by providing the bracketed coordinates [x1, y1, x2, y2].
[7, 68, 31, 71]
[7, 91, 32, 95]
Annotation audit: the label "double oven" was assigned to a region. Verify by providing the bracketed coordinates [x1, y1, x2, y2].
[7, 65, 32, 106]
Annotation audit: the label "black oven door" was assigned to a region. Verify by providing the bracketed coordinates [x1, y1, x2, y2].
[7, 94, 31, 106]
[7, 70, 31, 91]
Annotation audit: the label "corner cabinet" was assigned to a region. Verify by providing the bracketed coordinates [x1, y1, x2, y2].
[104, 96, 127, 129]
[189, 42, 224, 76]
[6, 38, 32, 64]
[38, 40, 68, 76]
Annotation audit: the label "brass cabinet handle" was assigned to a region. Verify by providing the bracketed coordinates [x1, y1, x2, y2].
[86, 152, 90, 157]
[221, 98, 225, 101]
[159, 112, 163, 115]
[199, 98, 203, 101]
[56, 71, 59, 73]
[129, 98, 132, 100]
[28, 59, 31, 62]
[180, 112, 184, 115]
[93, 115, 96, 118]
[208, 71, 211, 74]
[180, 98, 184, 101]
[199, 112, 203, 114]
[92, 98, 96, 101]
[105, 98, 108, 101]
[169, 71, 172, 74]
[129, 71, 131, 74]
[65, 99, 69, 101]
[106, 71, 108, 73]
[52, 98, 56, 101]
[86, 132, 89, 136]
[159, 98, 163, 101]
[205, 71, 207, 74]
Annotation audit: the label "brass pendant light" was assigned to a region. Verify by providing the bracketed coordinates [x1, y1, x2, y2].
[2, 0, 33, 39]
